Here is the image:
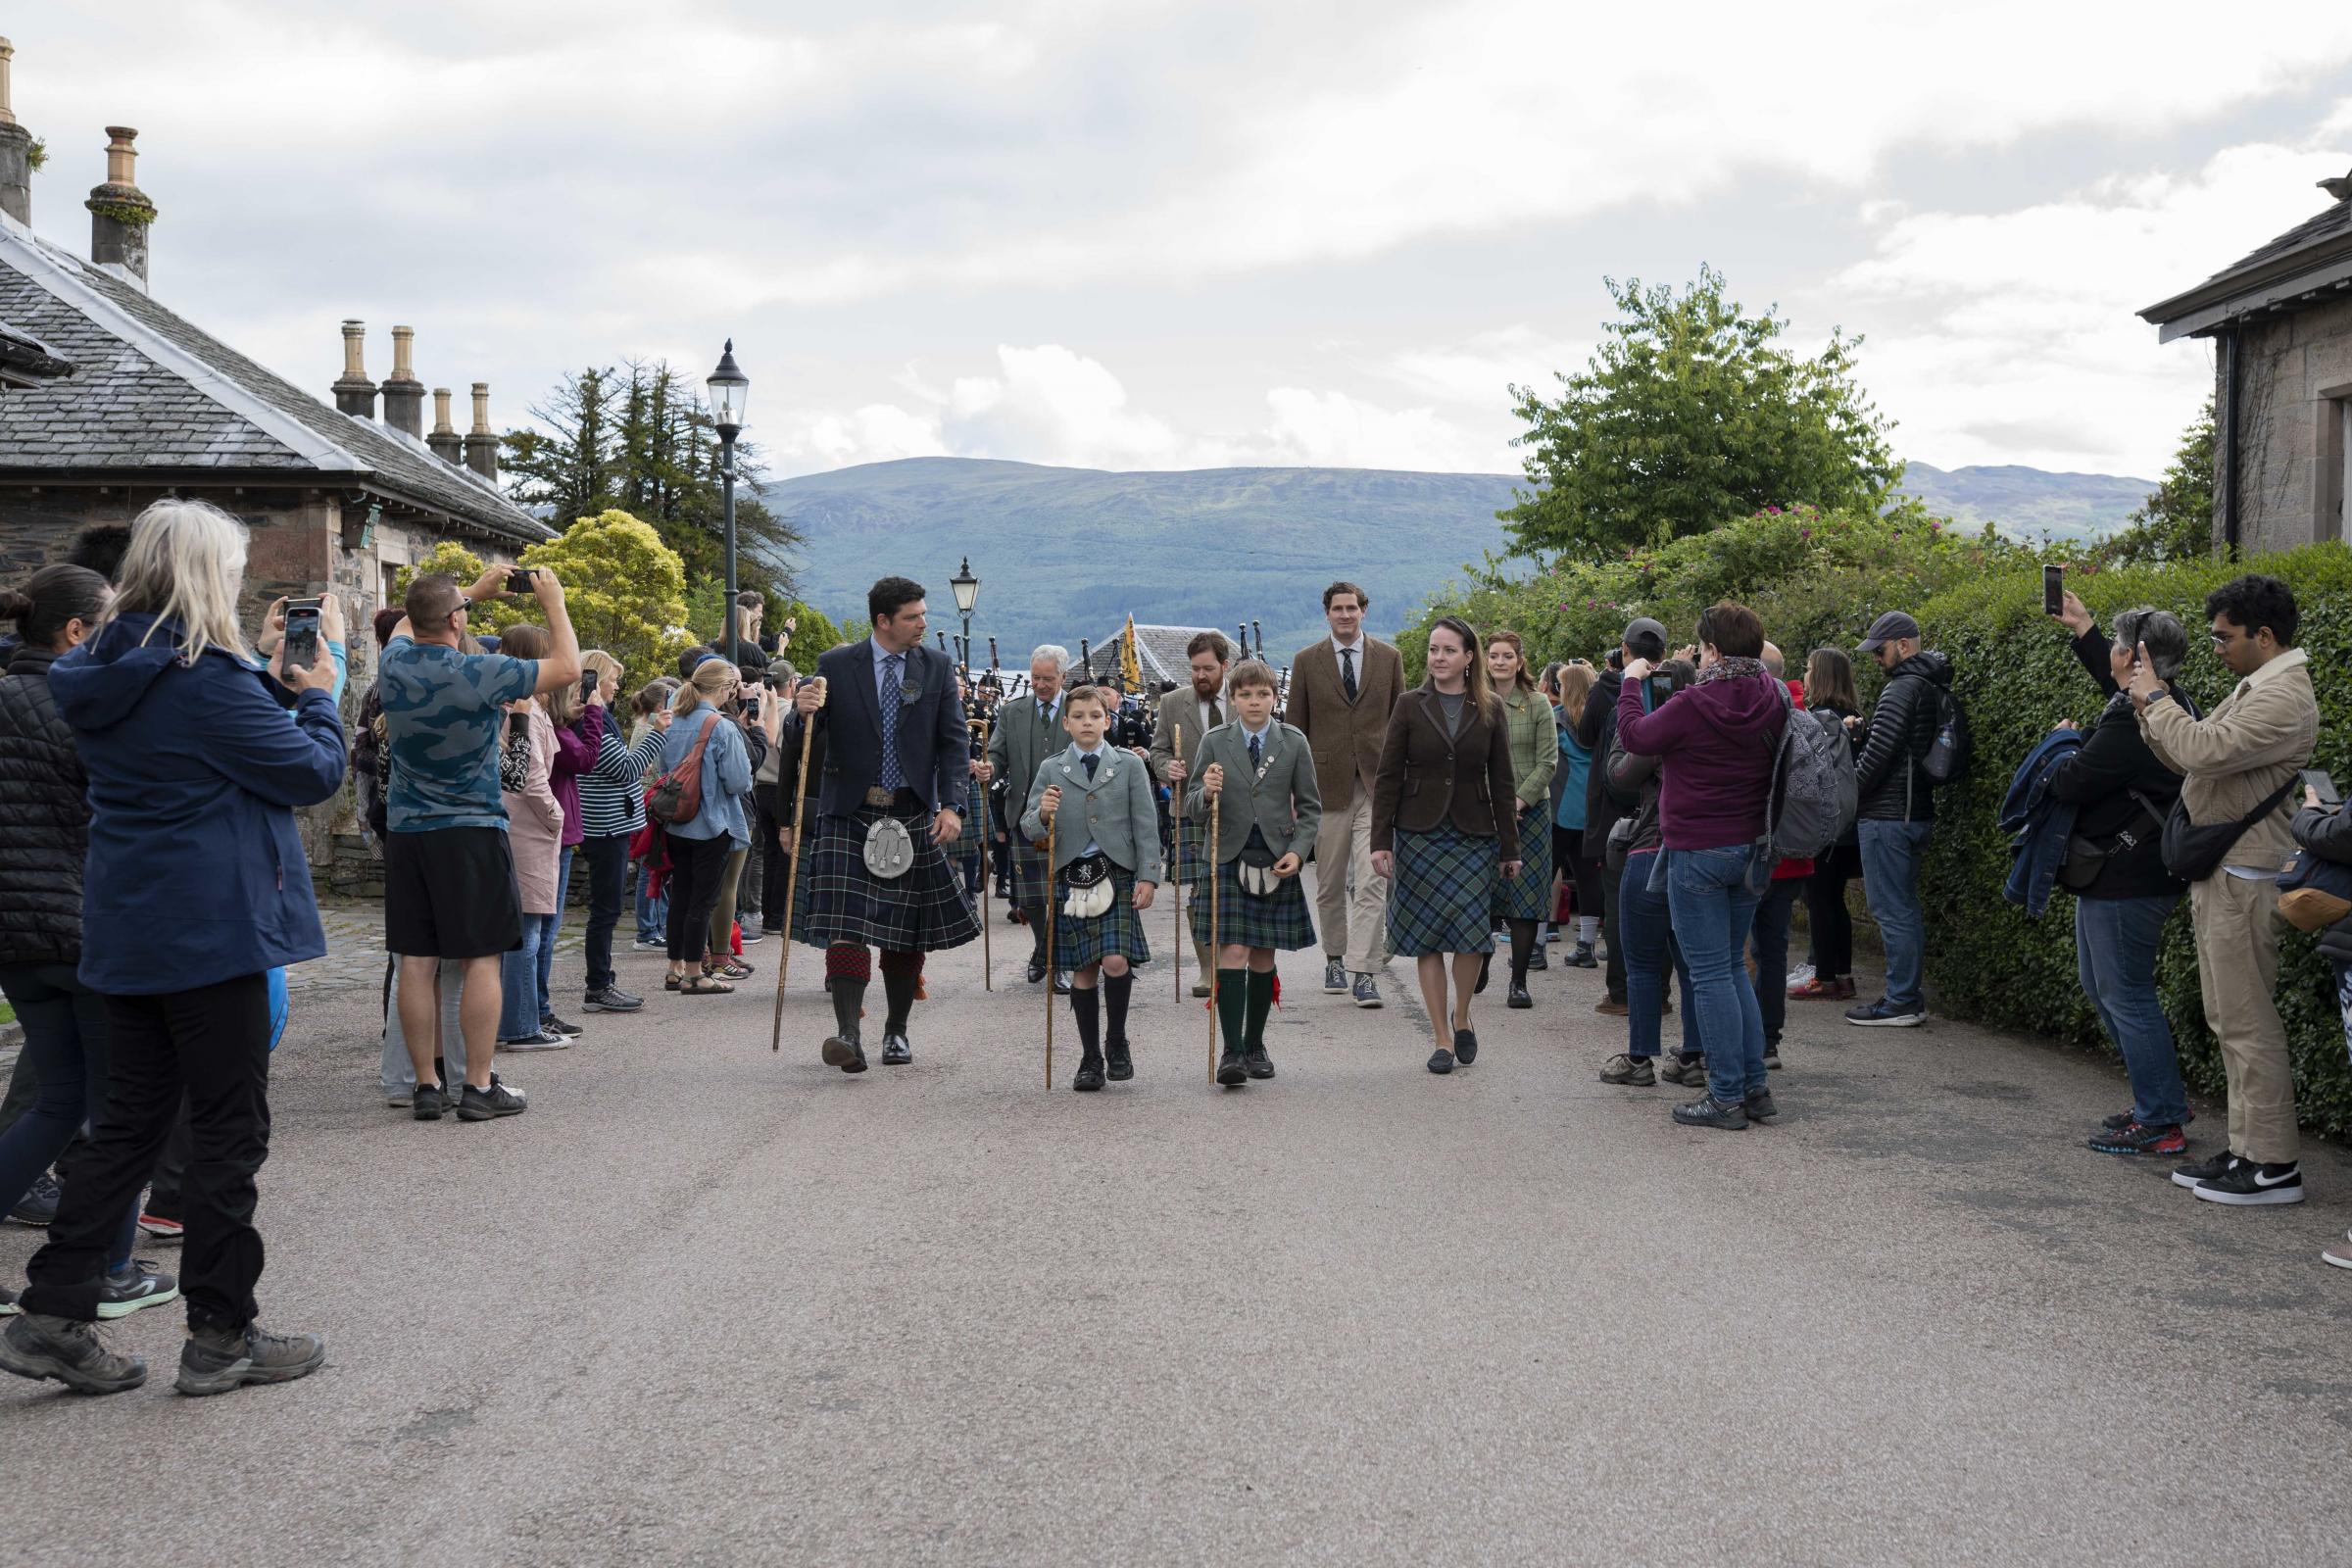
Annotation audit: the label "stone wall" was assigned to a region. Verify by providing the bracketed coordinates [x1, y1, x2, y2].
[2219, 295, 2352, 555]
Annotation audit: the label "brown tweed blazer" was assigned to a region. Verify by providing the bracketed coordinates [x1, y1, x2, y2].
[1284, 636, 1403, 811]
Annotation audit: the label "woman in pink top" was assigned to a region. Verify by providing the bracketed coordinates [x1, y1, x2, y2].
[496, 624, 567, 1049]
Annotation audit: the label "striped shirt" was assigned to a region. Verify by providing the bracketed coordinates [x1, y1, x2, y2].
[575, 719, 666, 839]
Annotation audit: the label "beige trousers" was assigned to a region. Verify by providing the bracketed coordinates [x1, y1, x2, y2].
[1313, 787, 1388, 974]
[2189, 872, 2297, 1163]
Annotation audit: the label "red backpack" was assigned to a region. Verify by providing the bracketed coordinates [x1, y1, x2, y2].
[645, 713, 721, 825]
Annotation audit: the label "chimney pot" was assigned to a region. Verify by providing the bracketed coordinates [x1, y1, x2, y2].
[388, 324, 417, 382]
[464, 383, 499, 480]
[332, 319, 378, 419]
[0, 38, 29, 228]
[427, 387, 464, 465]
[86, 125, 155, 288]
[431, 387, 454, 433]
[379, 324, 424, 437]
[0, 37, 18, 127]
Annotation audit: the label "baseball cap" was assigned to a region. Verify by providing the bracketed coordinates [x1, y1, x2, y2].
[1858, 612, 1920, 653]
[1622, 617, 1668, 661]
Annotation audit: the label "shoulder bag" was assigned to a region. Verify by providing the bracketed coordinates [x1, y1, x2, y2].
[2160, 774, 2299, 883]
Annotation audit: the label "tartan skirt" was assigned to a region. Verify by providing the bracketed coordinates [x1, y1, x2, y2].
[1190, 856, 1318, 952]
[1388, 820, 1500, 957]
[793, 805, 980, 954]
[1492, 803, 1554, 922]
[1052, 864, 1153, 970]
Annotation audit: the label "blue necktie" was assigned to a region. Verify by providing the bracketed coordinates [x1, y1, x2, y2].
[879, 654, 906, 792]
[1249, 733, 1262, 771]
[1082, 753, 1099, 781]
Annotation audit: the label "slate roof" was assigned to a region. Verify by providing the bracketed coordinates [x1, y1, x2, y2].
[2139, 187, 2352, 342]
[0, 213, 550, 544]
[1078, 623, 1232, 688]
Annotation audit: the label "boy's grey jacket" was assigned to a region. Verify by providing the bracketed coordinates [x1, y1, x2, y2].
[1181, 720, 1322, 864]
[1020, 744, 1166, 884]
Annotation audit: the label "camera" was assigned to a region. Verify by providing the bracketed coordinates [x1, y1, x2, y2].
[507, 566, 535, 594]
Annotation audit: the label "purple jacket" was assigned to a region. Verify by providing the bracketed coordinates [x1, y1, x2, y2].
[550, 703, 603, 850]
[1616, 669, 1784, 852]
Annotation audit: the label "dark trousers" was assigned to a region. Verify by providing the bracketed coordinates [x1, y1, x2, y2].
[0, 961, 137, 1264]
[755, 789, 790, 927]
[580, 832, 632, 992]
[664, 830, 733, 963]
[1806, 842, 1862, 978]
[1599, 854, 1628, 1002]
[1749, 876, 1805, 1044]
[22, 972, 272, 1331]
[0, 1044, 34, 1140]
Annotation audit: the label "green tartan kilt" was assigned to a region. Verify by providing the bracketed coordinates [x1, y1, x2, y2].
[1001, 834, 1052, 905]
[1189, 857, 1318, 952]
[1164, 812, 1210, 886]
[1052, 865, 1153, 970]
[792, 806, 980, 954]
[1387, 821, 1499, 956]
[1492, 803, 1553, 922]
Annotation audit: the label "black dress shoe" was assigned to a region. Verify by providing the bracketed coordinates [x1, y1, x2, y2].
[1052, 972, 1072, 996]
[840, 1039, 869, 1074]
[1073, 1053, 1105, 1092]
[1507, 984, 1533, 1009]
[1453, 1027, 1478, 1064]
[1026, 959, 1047, 984]
[821, 1033, 861, 1070]
[1105, 1039, 1134, 1081]
[1215, 1049, 1249, 1087]
[881, 1034, 912, 1065]
[1244, 1046, 1275, 1080]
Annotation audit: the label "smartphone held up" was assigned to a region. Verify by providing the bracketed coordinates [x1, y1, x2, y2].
[280, 597, 322, 675]
[2042, 564, 2065, 617]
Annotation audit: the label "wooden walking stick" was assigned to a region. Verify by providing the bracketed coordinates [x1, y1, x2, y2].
[770, 678, 824, 1053]
[1171, 722, 1184, 1003]
[1208, 790, 1221, 1083]
[1044, 813, 1056, 1091]
[977, 716, 993, 991]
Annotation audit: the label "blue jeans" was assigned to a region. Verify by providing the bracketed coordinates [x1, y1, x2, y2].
[534, 847, 574, 1020]
[1619, 855, 1697, 1059]
[1665, 845, 1767, 1105]
[1748, 875, 1803, 1044]
[500, 914, 556, 1040]
[1857, 819, 1933, 1011]
[2075, 894, 2188, 1127]
[633, 858, 668, 944]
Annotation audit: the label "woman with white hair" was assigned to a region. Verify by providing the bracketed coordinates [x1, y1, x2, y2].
[0, 498, 346, 1398]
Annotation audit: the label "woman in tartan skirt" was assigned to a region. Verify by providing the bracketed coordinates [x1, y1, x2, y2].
[1370, 617, 1521, 1075]
[1479, 630, 1556, 1010]
[1020, 685, 1162, 1092]
[1187, 660, 1321, 1087]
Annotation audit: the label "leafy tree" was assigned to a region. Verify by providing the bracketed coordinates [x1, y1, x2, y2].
[390, 517, 690, 678]
[2100, 399, 2216, 566]
[389, 540, 486, 604]
[1503, 268, 1900, 561]
[777, 602, 843, 658]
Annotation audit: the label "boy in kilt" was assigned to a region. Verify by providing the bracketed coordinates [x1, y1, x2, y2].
[785, 577, 979, 1074]
[1020, 684, 1163, 1092]
[1187, 660, 1321, 1086]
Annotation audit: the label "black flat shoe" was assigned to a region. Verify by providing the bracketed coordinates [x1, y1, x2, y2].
[1105, 1040, 1134, 1081]
[1026, 960, 1047, 983]
[1072, 1053, 1105, 1092]
[1506, 984, 1532, 1009]
[1426, 1047, 1455, 1075]
[1244, 1046, 1275, 1080]
[1216, 1049, 1249, 1087]
[881, 1034, 912, 1065]
[1452, 1028, 1478, 1065]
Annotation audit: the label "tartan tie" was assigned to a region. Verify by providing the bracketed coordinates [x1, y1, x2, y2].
[1342, 647, 1358, 702]
[1250, 733, 1262, 771]
[879, 654, 906, 792]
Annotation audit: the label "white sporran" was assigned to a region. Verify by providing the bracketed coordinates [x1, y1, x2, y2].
[861, 815, 915, 880]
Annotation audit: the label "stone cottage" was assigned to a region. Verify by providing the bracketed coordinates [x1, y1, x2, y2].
[2140, 166, 2352, 555]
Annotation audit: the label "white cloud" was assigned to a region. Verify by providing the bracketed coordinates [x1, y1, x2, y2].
[942, 345, 1197, 468]
[1256, 389, 1500, 472]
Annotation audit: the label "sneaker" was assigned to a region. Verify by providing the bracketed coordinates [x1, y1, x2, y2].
[1569, 942, 1599, 970]
[1788, 975, 1855, 1001]
[384, 1091, 414, 1108]
[2103, 1105, 2195, 1131]
[1657, 1054, 1709, 1088]
[1352, 974, 1383, 1008]
[412, 1083, 449, 1121]
[1323, 958, 1348, 993]
[2324, 1236, 2352, 1271]
[8, 1171, 60, 1227]
[0, 1285, 15, 1316]
[1762, 1043, 1783, 1071]
[1673, 1095, 1749, 1130]
[1598, 1054, 1656, 1086]
[1844, 998, 1926, 1028]
[581, 986, 644, 1013]
[1786, 963, 1815, 989]
[630, 937, 666, 953]
[1426, 1047, 1455, 1075]
[2171, 1151, 2241, 1190]
[540, 1014, 585, 1039]
[1743, 1089, 1781, 1124]
[175, 1323, 325, 1396]
[497, 1030, 569, 1053]
[2087, 1120, 2187, 1157]
[96, 1259, 180, 1320]
[2191, 1161, 2303, 1206]
[740, 926, 766, 945]
[1527, 946, 1550, 972]
[1593, 998, 1629, 1017]
[0, 1313, 147, 1395]
[458, 1076, 528, 1121]
[137, 1210, 185, 1242]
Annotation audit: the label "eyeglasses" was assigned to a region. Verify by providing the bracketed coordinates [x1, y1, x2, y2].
[2208, 633, 2234, 650]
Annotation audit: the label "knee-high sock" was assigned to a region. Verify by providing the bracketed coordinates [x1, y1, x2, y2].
[879, 949, 923, 1034]
[1215, 969, 1248, 1052]
[1244, 968, 1275, 1049]
[1070, 985, 1102, 1055]
[825, 945, 870, 1040]
[1508, 918, 1536, 986]
[1102, 972, 1134, 1044]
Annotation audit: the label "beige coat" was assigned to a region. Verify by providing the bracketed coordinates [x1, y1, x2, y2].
[505, 704, 565, 914]
[2139, 647, 2318, 872]
[1151, 682, 1230, 787]
[1284, 635, 1404, 811]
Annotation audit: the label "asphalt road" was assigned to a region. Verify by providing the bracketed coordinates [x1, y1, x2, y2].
[6, 884, 2349, 1566]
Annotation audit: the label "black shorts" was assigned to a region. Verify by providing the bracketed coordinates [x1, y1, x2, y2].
[383, 827, 524, 958]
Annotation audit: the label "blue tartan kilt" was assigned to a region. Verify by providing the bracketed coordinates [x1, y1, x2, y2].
[1387, 821, 1500, 956]
[1164, 812, 1210, 886]
[1002, 835, 1052, 906]
[1052, 865, 1152, 970]
[1492, 803, 1553, 922]
[1190, 856, 1318, 952]
[793, 806, 980, 954]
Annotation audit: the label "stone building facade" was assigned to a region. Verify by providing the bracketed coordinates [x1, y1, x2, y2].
[2141, 169, 2352, 556]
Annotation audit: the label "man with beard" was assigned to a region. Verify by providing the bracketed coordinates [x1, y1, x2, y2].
[1152, 631, 1233, 996]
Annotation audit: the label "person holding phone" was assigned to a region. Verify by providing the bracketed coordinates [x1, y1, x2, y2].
[491, 624, 568, 1052]
[575, 652, 662, 1013]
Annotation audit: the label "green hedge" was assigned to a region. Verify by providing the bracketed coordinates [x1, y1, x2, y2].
[1919, 543, 2352, 1136]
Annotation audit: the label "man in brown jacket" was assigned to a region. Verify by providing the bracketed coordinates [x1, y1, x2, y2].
[2131, 573, 2319, 1207]
[1286, 581, 1404, 1006]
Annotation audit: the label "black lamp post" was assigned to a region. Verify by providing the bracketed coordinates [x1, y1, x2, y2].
[950, 556, 980, 682]
[706, 340, 750, 655]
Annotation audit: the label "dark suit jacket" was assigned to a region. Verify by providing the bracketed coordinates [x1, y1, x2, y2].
[1285, 636, 1403, 811]
[791, 638, 968, 817]
[1370, 687, 1518, 861]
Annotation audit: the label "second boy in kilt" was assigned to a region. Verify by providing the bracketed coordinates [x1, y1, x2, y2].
[1022, 685, 1163, 1092]
[1188, 660, 1321, 1086]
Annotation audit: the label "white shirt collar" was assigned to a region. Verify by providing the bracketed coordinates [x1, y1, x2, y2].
[1331, 632, 1365, 658]
[1240, 717, 1271, 739]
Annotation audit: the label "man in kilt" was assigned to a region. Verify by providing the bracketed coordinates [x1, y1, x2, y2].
[985, 646, 1072, 990]
[1020, 684, 1162, 1092]
[1188, 659, 1321, 1086]
[1150, 630, 1233, 998]
[786, 576, 978, 1073]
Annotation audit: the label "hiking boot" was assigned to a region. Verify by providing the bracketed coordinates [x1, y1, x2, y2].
[411, 1083, 449, 1122]
[1657, 1054, 1708, 1088]
[0, 1313, 147, 1395]
[95, 1259, 179, 1320]
[175, 1323, 325, 1396]
[1245, 1046, 1275, 1080]
[2171, 1151, 2241, 1190]
[1743, 1088, 1781, 1124]
[1216, 1049, 1249, 1087]
[2191, 1160, 2303, 1206]
[9, 1171, 60, 1227]
[1527, 946, 1550, 972]
[1568, 942, 1597, 969]
[582, 986, 644, 1013]
[2088, 1120, 2187, 1157]
[1673, 1095, 1750, 1130]
[1323, 958, 1348, 993]
[1598, 1054, 1656, 1086]
[457, 1076, 528, 1121]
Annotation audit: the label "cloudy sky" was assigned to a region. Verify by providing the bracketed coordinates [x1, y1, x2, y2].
[11, 3, 2352, 481]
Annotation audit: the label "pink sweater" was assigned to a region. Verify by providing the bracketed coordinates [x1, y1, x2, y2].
[505, 706, 565, 913]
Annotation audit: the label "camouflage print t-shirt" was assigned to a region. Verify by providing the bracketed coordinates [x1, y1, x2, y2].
[379, 635, 540, 832]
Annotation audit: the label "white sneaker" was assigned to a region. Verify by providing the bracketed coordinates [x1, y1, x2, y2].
[1786, 963, 1814, 988]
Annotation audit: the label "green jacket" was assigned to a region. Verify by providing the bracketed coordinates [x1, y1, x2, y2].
[1497, 685, 1558, 810]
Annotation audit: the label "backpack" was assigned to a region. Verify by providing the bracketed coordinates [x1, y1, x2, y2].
[646, 713, 720, 826]
[1920, 685, 1972, 785]
[1764, 686, 1858, 861]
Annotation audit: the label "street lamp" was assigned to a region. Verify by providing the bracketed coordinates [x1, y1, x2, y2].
[706, 339, 750, 655]
[949, 555, 980, 681]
